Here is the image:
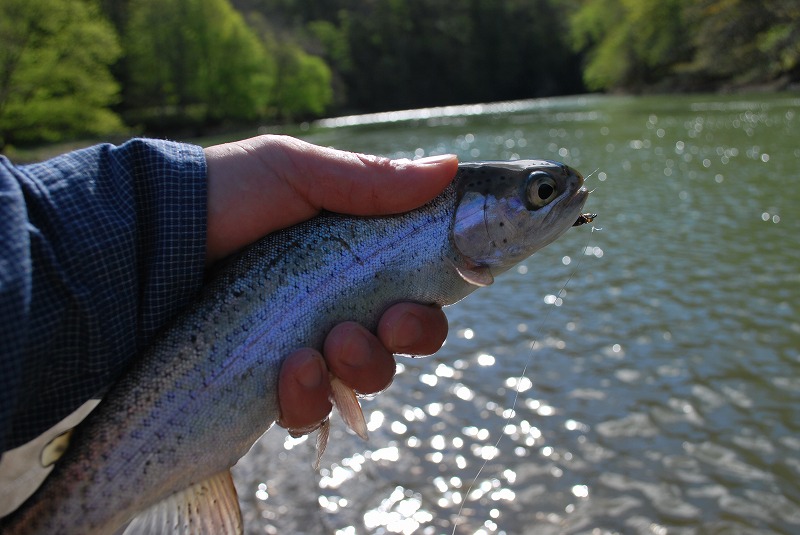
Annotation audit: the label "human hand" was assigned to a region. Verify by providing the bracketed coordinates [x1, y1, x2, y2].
[203, 135, 457, 434]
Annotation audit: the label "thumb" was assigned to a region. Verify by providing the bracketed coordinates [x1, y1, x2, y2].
[284, 140, 459, 216]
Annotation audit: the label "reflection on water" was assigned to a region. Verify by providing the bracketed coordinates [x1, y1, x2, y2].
[234, 93, 800, 534]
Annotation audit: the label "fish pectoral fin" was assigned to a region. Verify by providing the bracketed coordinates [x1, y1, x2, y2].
[40, 428, 74, 467]
[330, 376, 368, 441]
[122, 470, 242, 535]
[454, 264, 494, 287]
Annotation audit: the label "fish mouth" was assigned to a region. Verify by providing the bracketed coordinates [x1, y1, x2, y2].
[562, 177, 591, 224]
[570, 186, 595, 226]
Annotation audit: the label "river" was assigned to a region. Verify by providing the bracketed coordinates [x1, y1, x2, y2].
[227, 93, 800, 534]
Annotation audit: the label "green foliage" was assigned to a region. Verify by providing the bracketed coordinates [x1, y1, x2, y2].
[3, 0, 798, 146]
[124, 0, 276, 129]
[306, 19, 352, 74]
[0, 0, 124, 147]
[322, 0, 583, 111]
[272, 44, 333, 119]
[570, 0, 800, 91]
[683, 0, 800, 86]
[239, 11, 336, 119]
[570, 0, 690, 91]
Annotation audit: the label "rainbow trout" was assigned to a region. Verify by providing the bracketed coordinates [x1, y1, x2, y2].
[1, 160, 589, 534]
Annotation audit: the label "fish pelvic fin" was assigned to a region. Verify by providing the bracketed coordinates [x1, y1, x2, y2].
[123, 470, 242, 535]
[330, 376, 368, 441]
[314, 375, 368, 470]
[314, 418, 331, 470]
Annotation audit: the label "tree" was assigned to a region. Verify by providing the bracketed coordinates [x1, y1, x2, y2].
[682, 0, 800, 87]
[269, 43, 333, 120]
[241, 12, 335, 120]
[568, 0, 799, 91]
[0, 0, 123, 148]
[124, 0, 276, 130]
[569, 0, 691, 91]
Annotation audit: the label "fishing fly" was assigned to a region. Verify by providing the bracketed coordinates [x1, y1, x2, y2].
[573, 212, 598, 227]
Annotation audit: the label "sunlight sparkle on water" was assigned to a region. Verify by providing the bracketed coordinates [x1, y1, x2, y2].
[367, 410, 384, 432]
[572, 484, 590, 498]
[391, 421, 407, 434]
[505, 376, 533, 392]
[370, 446, 400, 462]
[363, 486, 432, 535]
[282, 434, 308, 450]
[537, 405, 555, 416]
[454, 384, 475, 400]
[427, 452, 443, 463]
[503, 469, 517, 483]
[426, 402, 442, 416]
[402, 406, 425, 422]
[475, 445, 500, 460]
[419, 373, 437, 387]
[491, 488, 516, 502]
[544, 294, 563, 306]
[435, 363, 455, 377]
[584, 246, 604, 258]
[320, 465, 356, 489]
[477, 353, 495, 366]
[464, 426, 491, 441]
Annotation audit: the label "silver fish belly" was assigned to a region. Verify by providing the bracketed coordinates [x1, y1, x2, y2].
[1, 160, 589, 534]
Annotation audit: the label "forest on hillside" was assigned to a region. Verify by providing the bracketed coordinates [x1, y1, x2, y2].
[1, 0, 798, 148]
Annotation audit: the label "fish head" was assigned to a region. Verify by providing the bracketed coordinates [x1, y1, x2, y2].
[452, 160, 588, 278]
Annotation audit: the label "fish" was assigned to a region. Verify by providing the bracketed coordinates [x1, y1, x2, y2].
[0, 159, 589, 534]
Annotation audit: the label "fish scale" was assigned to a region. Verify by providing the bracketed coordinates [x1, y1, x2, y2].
[1, 160, 588, 534]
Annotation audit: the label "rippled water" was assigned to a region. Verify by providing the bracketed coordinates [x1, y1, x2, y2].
[232, 93, 800, 534]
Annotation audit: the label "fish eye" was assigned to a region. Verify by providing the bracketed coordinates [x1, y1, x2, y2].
[526, 172, 559, 209]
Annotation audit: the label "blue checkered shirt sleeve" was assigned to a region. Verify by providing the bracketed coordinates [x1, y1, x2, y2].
[0, 139, 207, 452]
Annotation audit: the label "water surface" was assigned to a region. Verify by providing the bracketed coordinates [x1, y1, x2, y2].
[233, 93, 800, 534]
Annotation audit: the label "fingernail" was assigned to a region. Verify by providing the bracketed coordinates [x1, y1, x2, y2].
[296, 354, 325, 389]
[413, 154, 457, 166]
[341, 333, 371, 368]
[391, 311, 423, 351]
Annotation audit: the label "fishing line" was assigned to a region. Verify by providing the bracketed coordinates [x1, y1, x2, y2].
[450, 223, 601, 535]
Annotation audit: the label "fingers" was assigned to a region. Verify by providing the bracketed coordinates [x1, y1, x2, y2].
[288, 143, 459, 216]
[323, 322, 396, 395]
[244, 135, 458, 216]
[277, 349, 332, 433]
[378, 303, 448, 356]
[277, 323, 397, 432]
[277, 304, 449, 432]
